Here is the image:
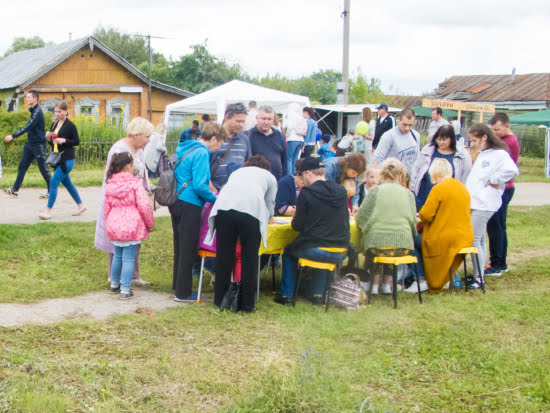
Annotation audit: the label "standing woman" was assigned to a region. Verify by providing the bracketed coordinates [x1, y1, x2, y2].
[170, 122, 228, 302]
[208, 154, 277, 312]
[95, 117, 154, 284]
[410, 125, 472, 211]
[39, 101, 86, 220]
[144, 122, 167, 178]
[284, 103, 306, 175]
[359, 107, 376, 163]
[465, 124, 519, 286]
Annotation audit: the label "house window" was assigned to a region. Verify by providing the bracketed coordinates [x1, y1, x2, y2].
[41, 97, 61, 114]
[74, 97, 100, 121]
[106, 97, 130, 127]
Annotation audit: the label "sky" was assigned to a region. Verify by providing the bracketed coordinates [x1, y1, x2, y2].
[1, 0, 549, 95]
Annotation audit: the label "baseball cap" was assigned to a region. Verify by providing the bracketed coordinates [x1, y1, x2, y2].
[298, 157, 323, 174]
[376, 104, 388, 111]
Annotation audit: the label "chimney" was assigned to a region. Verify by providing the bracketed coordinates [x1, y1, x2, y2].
[510, 67, 516, 84]
[69, 32, 72, 41]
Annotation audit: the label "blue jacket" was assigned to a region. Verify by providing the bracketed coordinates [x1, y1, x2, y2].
[317, 143, 335, 160]
[304, 118, 317, 145]
[174, 139, 216, 207]
[323, 156, 360, 207]
[179, 127, 201, 142]
[13, 104, 46, 144]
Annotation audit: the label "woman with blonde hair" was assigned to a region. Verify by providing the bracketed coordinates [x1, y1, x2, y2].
[418, 158, 473, 293]
[355, 158, 417, 294]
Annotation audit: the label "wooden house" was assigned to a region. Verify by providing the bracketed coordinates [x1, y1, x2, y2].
[0, 36, 191, 125]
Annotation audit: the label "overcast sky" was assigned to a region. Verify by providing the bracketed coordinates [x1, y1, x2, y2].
[2, 0, 549, 95]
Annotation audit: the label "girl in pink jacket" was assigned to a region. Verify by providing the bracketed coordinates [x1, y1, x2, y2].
[104, 152, 155, 299]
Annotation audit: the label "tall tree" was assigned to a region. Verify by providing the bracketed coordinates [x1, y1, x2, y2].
[3, 36, 52, 57]
[93, 26, 149, 67]
[349, 69, 385, 104]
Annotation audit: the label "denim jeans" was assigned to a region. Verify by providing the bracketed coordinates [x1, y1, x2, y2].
[111, 243, 140, 292]
[286, 141, 304, 176]
[13, 142, 51, 192]
[471, 209, 495, 276]
[47, 159, 82, 209]
[280, 246, 346, 297]
[487, 187, 515, 268]
[410, 234, 425, 281]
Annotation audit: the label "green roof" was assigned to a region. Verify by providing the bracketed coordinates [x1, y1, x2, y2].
[411, 105, 459, 118]
[509, 109, 550, 127]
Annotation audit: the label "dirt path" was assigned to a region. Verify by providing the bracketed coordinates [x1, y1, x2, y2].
[0, 289, 210, 328]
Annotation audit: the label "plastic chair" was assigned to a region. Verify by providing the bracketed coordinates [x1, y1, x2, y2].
[370, 255, 418, 309]
[295, 247, 348, 312]
[196, 249, 216, 304]
[449, 247, 485, 294]
[256, 248, 284, 302]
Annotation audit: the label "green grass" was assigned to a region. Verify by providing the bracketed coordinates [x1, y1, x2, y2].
[0, 208, 549, 412]
[515, 157, 550, 183]
[1, 165, 106, 188]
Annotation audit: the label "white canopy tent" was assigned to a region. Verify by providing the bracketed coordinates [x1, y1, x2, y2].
[164, 79, 311, 124]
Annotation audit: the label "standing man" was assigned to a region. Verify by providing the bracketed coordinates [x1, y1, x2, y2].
[427, 107, 450, 141]
[485, 113, 520, 276]
[372, 108, 420, 175]
[210, 103, 252, 191]
[275, 157, 350, 307]
[248, 105, 287, 181]
[302, 107, 317, 158]
[179, 120, 201, 142]
[3, 90, 51, 198]
[372, 104, 396, 150]
[243, 100, 258, 131]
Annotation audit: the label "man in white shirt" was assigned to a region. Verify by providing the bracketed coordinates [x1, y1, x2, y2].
[243, 101, 258, 131]
[427, 107, 449, 141]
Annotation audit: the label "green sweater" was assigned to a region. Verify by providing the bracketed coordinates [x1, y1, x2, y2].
[355, 182, 418, 251]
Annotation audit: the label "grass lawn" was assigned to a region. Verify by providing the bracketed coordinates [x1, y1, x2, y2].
[1, 165, 106, 188]
[515, 157, 550, 183]
[0, 208, 549, 412]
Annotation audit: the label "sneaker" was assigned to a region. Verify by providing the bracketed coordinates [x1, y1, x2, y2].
[274, 295, 295, 306]
[466, 276, 481, 289]
[360, 281, 371, 293]
[133, 277, 151, 286]
[484, 267, 502, 277]
[109, 285, 121, 294]
[174, 292, 198, 302]
[311, 294, 324, 306]
[380, 284, 392, 294]
[39, 192, 49, 199]
[38, 212, 52, 220]
[3, 188, 18, 198]
[405, 281, 428, 293]
[120, 290, 134, 300]
[72, 205, 87, 216]
[371, 284, 379, 295]
[500, 265, 509, 273]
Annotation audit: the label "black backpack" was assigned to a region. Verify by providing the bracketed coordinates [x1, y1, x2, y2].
[154, 147, 197, 208]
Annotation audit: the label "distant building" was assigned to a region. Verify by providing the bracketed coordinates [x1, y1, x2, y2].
[0, 36, 191, 125]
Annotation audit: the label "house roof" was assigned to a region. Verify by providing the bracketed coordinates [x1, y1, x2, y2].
[433, 73, 550, 102]
[0, 36, 192, 97]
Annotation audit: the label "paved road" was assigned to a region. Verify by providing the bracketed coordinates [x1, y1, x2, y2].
[1, 183, 549, 225]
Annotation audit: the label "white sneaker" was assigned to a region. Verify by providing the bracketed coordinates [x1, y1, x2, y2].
[380, 284, 392, 294]
[371, 284, 379, 295]
[133, 277, 151, 286]
[405, 281, 428, 293]
[360, 281, 371, 292]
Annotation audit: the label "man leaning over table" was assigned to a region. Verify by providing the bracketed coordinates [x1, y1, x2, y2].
[275, 157, 350, 307]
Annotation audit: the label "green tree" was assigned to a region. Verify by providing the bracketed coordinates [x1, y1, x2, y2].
[3, 36, 52, 57]
[349, 69, 385, 104]
[93, 26, 149, 67]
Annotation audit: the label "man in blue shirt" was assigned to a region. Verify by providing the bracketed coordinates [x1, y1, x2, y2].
[179, 120, 201, 142]
[3, 90, 51, 198]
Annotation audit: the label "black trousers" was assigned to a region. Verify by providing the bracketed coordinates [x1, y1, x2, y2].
[170, 200, 202, 299]
[214, 210, 261, 311]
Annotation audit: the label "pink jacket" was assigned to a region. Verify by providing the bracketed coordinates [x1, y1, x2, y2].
[104, 172, 155, 242]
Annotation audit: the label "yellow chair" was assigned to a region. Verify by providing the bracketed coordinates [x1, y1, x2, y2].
[371, 255, 418, 309]
[196, 249, 216, 304]
[296, 247, 348, 311]
[449, 247, 486, 294]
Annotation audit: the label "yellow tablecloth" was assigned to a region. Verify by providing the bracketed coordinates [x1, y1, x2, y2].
[259, 217, 361, 255]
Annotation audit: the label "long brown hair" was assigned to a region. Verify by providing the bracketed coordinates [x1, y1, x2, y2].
[362, 107, 372, 123]
[106, 152, 133, 180]
[469, 124, 509, 152]
[338, 153, 366, 183]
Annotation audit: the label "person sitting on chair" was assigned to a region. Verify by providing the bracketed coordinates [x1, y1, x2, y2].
[275, 157, 350, 307]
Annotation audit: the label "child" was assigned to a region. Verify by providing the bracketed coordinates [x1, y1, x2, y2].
[104, 152, 155, 300]
[359, 163, 381, 205]
[342, 178, 356, 214]
[317, 134, 335, 160]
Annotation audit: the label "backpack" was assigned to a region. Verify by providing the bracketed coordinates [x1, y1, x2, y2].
[295, 117, 308, 136]
[153, 147, 197, 208]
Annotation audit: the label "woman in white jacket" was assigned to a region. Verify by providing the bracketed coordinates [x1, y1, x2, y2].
[144, 123, 167, 178]
[465, 124, 519, 285]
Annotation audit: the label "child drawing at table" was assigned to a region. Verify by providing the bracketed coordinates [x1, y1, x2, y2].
[104, 152, 155, 300]
[342, 178, 356, 214]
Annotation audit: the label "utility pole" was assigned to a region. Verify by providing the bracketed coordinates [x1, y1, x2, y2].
[134, 34, 166, 121]
[342, 0, 350, 105]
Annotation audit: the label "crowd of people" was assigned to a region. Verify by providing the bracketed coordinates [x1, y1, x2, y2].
[1, 92, 521, 313]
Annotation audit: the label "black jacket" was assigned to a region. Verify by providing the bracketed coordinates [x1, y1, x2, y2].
[48, 118, 80, 162]
[12, 104, 46, 144]
[289, 180, 350, 251]
[373, 115, 395, 149]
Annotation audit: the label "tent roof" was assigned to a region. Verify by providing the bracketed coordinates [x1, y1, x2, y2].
[509, 109, 550, 127]
[165, 80, 310, 118]
[411, 105, 459, 118]
[314, 104, 402, 114]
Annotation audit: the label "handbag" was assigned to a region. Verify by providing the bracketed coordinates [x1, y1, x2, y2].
[46, 151, 62, 167]
[328, 273, 366, 310]
[219, 281, 240, 313]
